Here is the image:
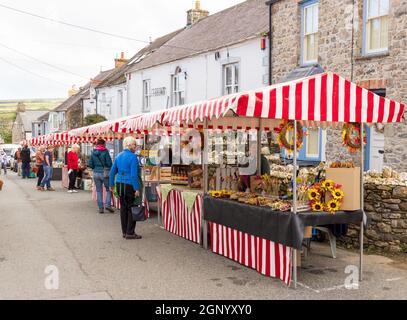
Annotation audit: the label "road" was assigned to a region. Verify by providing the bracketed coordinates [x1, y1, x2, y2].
[0, 173, 407, 300]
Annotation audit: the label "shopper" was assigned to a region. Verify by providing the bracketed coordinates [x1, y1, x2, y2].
[40, 146, 55, 191]
[109, 136, 142, 240]
[67, 144, 80, 193]
[35, 146, 45, 190]
[88, 139, 113, 213]
[14, 148, 22, 176]
[0, 150, 7, 175]
[21, 144, 31, 179]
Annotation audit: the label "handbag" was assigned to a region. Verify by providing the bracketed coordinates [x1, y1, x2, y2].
[131, 205, 146, 222]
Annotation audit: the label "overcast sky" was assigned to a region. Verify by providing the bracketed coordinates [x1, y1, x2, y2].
[0, 0, 246, 100]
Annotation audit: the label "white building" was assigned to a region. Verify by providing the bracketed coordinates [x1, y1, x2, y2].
[126, 0, 270, 115]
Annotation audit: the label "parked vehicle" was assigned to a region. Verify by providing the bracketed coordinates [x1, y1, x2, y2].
[0, 144, 21, 168]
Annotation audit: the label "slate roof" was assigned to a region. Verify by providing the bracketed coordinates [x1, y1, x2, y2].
[128, 0, 269, 72]
[18, 111, 48, 131]
[96, 29, 183, 88]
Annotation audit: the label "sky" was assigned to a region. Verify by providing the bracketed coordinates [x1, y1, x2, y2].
[0, 0, 246, 100]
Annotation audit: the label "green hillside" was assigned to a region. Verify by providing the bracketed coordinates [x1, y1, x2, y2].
[0, 98, 64, 143]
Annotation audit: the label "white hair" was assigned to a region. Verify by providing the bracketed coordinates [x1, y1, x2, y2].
[72, 144, 80, 151]
[123, 136, 136, 149]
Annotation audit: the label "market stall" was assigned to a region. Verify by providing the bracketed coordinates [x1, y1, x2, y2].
[118, 72, 404, 287]
[33, 72, 404, 288]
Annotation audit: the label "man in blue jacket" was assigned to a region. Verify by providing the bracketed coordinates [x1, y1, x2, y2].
[109, 136, 142, 240]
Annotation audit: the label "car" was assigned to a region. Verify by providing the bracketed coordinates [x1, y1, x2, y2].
[0, 144, 21, 168]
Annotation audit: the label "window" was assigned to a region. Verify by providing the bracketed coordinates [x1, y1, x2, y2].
[223, 63, 239, 95]
[306, 128, 320, 158]
[52, 114, 58, 130]
[172, 71, 185, 107]
[142, 80, 151, 112]
[365, 0, 389, 54]
[301, 2, 319, 64]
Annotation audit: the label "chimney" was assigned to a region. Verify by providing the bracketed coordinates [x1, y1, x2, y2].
[68, 85, 79, 97]
[187, 0, 209, 27]
[115, 52, 128, 68]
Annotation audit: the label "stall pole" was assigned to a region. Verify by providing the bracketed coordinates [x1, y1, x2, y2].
[359, 123, 365, 282]
[292, 120, 298, 289]
[202, 118, 209, 249]
[257, 119, 262, 175]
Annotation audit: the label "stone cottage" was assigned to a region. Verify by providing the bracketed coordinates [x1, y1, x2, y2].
[268, 0, 406, 171]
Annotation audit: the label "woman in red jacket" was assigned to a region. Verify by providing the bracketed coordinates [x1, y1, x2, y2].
[67, 144, 80, 193]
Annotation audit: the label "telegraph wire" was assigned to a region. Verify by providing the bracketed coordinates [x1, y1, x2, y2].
[0, 41, 90, 80]
[0, 55, 71, 88]
[0, 3, 198, 53]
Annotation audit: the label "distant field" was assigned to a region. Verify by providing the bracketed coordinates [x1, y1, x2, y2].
[0, 99, 63, 112]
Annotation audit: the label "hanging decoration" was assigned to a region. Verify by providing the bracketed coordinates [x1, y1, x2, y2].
[308, 179, 344, 214]
[274, 120, 304, 152]
[342, 123, 367, 153]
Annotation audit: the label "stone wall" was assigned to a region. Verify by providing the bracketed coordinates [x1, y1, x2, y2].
[271, 0, 407, 171]
[340, 183, 407, 253]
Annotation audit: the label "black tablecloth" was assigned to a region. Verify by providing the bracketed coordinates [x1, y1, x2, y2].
[203, 196, 364, 249]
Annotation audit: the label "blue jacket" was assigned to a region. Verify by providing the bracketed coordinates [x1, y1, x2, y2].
[87, 149, 112, 173]
[109, 149, 140, 191]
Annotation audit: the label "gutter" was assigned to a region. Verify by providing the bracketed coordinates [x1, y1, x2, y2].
[265, 0, 280, 85]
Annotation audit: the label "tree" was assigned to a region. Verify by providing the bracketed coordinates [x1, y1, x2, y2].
[83, 114, 107, 126]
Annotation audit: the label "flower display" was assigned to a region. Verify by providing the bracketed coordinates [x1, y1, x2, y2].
[332, 188, 344, 200]
[309, 179, 344, 214]
[321, 180, 335, 191]
[308, 188, 321, 201]
[326, 199, 340, 213]
[312, 202, 324, 212]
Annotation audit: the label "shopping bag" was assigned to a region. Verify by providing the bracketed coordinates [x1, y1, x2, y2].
[131, 205, 146, 222]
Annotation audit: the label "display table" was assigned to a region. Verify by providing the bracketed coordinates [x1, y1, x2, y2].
[203, 196, 364, 286]
[157, 184, 202, 244]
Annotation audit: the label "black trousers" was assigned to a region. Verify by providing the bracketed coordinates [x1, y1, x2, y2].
[36, 165, 44, 187]
[117, 183, 136, 235]
[68, 170, 77, 190]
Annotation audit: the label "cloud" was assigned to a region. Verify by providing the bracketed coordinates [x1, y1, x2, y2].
[0, 0, 246, 99]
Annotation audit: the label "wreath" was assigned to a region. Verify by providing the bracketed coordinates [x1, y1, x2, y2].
[342, 123, 367, 153]
[374, 123, 385, 134]
[308, 180, 344, 214]
[274, 120, 304, 152]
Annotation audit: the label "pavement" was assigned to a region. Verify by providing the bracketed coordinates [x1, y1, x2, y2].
[0, 172, 407, 300]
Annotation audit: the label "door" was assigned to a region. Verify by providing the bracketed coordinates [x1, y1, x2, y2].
[366, 125, 385, 172]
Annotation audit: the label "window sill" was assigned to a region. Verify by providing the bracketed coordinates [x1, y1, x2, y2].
[355, 51, 389, 61]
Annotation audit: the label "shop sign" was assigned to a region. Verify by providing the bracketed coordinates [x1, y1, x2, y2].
[151, 87, 166, 96]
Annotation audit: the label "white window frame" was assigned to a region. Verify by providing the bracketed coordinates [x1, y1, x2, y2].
[172, 72, 186, 107]
[223, 63, 239, 95]
[142, 80, 151, 112]
[363, 0, 389, 55]
[305, 128, 320, 158]
[300, 1, 319, 66]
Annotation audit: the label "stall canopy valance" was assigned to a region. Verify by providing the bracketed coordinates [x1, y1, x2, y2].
[159, 72, 405, 127]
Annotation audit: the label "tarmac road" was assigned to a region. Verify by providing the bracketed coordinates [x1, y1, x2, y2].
[0, 173, 407, 300]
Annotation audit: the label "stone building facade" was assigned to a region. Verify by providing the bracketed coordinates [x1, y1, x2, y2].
[270, 0, 407, 171]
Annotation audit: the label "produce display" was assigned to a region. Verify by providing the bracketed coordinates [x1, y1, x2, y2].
[365, 166, 407, 186]
[171, 165, 189, 185]
[209, 190, 292, 211]
[159, 167, 172, 182]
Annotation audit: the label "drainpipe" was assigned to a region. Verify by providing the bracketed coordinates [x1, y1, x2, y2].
[265, 0, 279, 85]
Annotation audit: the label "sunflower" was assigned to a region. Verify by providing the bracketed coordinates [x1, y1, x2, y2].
[321, 180, 335, 191]
[331, 188, 344, 200]
[210, 191, 222, 198]
[312, 202, 324, 212]
[308, 188, 321, 201]
[326, 199, 340, 213]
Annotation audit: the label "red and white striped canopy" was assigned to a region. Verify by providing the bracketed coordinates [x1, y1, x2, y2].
[160, 72, 405, 126]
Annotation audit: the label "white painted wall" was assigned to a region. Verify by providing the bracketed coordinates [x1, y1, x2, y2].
[96, 84, 127, 120]
[127, 37, 268, 115]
